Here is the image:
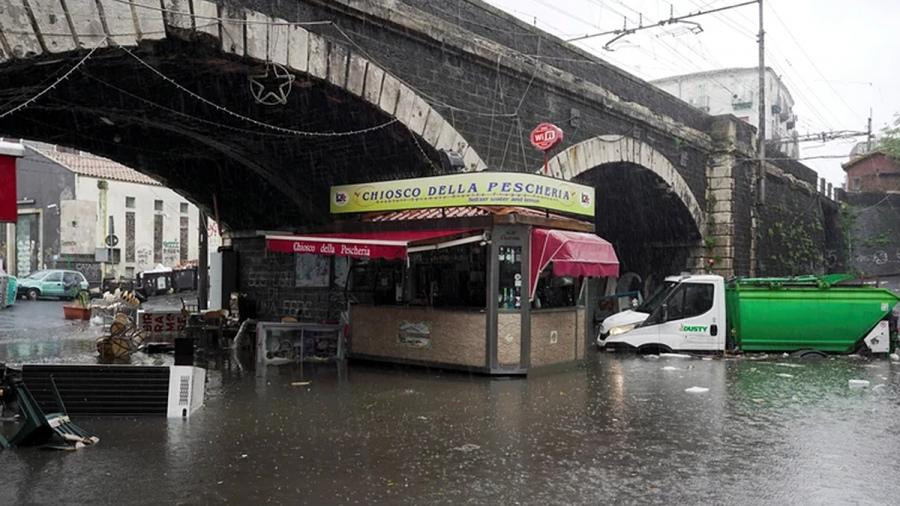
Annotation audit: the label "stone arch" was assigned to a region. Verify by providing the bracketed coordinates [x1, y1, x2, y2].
[0, 0, 487, 171]
[544, 135, 705, 231]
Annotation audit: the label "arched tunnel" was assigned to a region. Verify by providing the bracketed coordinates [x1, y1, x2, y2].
[0, 36, 703, 291]
[0, 37, 447, 231]
[576, 162, 702, 291]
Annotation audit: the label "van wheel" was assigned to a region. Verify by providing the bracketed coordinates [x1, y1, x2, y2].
[26, 288, 39, 301]
[638, 344, 673, 355]
[791, 349, 826, 359]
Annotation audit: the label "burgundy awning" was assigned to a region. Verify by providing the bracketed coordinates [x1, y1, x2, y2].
[529, 228, 620, 300]
[266, 229, 477, 260]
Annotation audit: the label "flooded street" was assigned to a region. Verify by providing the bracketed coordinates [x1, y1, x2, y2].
[2, 301, 900, 504]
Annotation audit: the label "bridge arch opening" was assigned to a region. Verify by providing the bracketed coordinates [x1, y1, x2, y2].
[0, 5, 486, 231]
[546, 135, 705, 293]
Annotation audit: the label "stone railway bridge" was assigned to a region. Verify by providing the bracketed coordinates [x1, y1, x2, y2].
[0, 0, 843, 285]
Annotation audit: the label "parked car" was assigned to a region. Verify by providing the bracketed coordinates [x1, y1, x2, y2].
[17, 269, 89, 300]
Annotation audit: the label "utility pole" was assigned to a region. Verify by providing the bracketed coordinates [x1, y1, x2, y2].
[750, 0, 765, 277]
[198, 210, 208, 310]
[866, 108, 873, 152]
[757, 0, 766, 196]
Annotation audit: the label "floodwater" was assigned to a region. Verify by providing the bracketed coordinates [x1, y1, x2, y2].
[2, 301, 900, 504]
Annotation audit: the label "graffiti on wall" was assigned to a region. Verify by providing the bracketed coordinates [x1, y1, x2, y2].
[162, 240, 180, 265]
[136, 244, 153, 269]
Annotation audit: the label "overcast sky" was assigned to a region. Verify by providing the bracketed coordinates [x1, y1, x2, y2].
[485, 0, 900, 187]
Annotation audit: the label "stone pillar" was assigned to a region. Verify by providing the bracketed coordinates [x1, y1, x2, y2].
[703, 117, 739, 277]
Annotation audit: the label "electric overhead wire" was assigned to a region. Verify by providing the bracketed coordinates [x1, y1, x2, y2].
[561, 0, 744, 96]
[683, 0, 843, 131]
[766, 2, 864, 124]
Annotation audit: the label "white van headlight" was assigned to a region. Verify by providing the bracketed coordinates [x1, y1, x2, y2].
[608, 324, 637, 336]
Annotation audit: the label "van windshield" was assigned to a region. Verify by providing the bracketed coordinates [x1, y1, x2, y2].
[25, 270, 49, 279]
[636, 280, 677, 313]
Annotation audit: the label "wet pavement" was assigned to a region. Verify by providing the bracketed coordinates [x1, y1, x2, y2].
[2, 300, 900, 504]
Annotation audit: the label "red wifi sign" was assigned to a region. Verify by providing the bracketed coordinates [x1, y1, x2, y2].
[529, 122, 564, 152]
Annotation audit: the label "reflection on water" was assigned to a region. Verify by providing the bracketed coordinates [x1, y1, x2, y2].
[2, 318, 900, 504]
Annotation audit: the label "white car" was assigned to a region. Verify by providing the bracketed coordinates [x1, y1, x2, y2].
[596, 276, 683, 347]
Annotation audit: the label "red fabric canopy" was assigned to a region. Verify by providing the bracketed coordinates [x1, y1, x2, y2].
[0, 155, 16, 223]
[266, 229, 475, 260]
[529, 228, 620, 300]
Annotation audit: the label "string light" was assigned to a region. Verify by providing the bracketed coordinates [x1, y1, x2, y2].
[118, 45, 400, 137]
[0, 36, 107, 120]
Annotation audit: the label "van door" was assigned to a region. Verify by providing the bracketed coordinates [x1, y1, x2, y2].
[41, 271, 64, 297]
[656, 282, 717, 351]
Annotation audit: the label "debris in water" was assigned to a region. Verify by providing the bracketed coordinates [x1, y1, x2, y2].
[775, 363, 804, 368]
[685, 386, 709, 393]
[848, 379, 870, 389]
[660, 353, 692, 359]
[873, 384, 886, 391]
[701, 357, 713, 361]
[290, 381, 311, 387]
[452, 443, 481, 453]
[775, 373, 794, 378]
[890, 353, 899, 361]
[662, 366, 679, 371]
[782, 353, 789, 358]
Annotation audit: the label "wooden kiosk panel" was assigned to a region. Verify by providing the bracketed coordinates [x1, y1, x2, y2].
[350, 305, 488, 368]
[496, 312, 521, 367]
[530, 309, 579, 367]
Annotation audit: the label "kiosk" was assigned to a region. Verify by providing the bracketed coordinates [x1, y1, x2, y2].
[263, 173, 619, 374]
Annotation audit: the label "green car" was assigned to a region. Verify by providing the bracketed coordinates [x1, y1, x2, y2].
[17, 269, 89, 300]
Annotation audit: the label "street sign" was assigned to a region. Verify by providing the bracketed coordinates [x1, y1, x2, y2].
[105, 234, 119, 247]
[529, 123, 564, 152]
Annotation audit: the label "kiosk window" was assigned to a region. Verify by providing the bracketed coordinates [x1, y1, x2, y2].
[498, 246, 522, 309]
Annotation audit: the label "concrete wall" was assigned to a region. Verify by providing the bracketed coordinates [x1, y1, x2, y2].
[59, 200, 96, 255]
[845, 192, 900, 291]
[3, 146, 74, 275]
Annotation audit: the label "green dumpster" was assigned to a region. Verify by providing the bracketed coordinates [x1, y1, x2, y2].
[727, 275, 899, 353]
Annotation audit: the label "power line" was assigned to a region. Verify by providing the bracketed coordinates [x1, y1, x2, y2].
[566, 0, 758, 43]
[766, 2, 864, 124]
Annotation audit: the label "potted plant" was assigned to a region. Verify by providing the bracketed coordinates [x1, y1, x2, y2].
[63, 288, 92, 321]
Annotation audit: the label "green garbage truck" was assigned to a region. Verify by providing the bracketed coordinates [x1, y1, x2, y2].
[602, 274, 899, 355]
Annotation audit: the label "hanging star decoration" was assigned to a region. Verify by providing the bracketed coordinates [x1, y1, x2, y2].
[249, 62, 295, 106]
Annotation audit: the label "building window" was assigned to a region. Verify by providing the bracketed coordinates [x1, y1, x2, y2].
[154, 200, 163, 212]
[180, 202, 188, 214]
[125, 266, 135, 279]
[125, 196, 135, 209]
[851, 178, 861, 191]
[179, 216, 189, 263]
[125, 212, 135, 263]
[154, 214, 163, 264]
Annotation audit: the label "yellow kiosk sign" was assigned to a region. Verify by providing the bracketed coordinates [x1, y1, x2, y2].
[330, 173, 595, 217]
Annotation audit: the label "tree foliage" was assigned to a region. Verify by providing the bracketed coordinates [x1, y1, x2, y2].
[878, 114, 900, 160]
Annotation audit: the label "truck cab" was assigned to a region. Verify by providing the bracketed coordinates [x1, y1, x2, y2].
[604, 275, 726, 353]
